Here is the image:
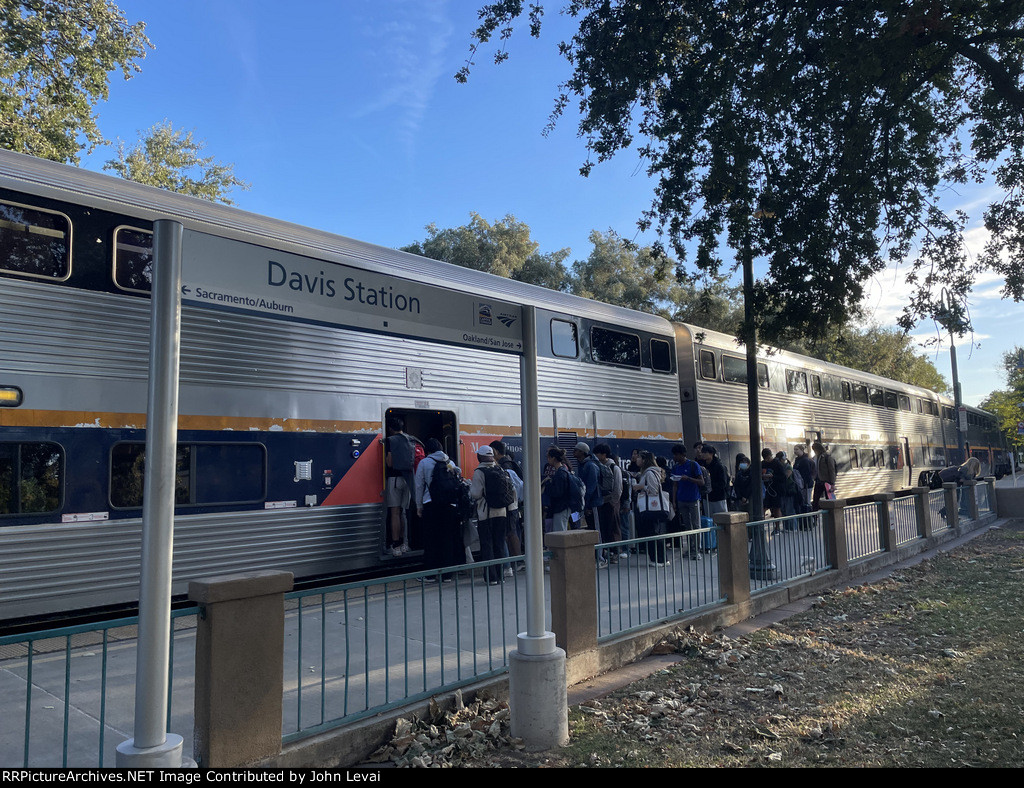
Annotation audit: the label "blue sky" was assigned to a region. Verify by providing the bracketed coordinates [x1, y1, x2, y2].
[79, 1, 1022, 406]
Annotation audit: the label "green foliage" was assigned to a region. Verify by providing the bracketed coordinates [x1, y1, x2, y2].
[811, 325, 950, 393]
[461, 1, 1024, 347]
[980, 347, 1024, 449]
[569, 229, 680, 316]
[0, 0, 151, 163]
[103, 120, 250, 204]
[401, 212, 571, 289]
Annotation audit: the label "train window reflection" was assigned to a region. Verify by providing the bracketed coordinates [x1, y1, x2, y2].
[722, 355, 769, 389]
[591, 327, 641, 367]
[852, 384, 869, 404]
[786, 369, 808, 394]
[842, 381, 853, 402]
[0, 442, 63, 516]
[550, 319, 578, 358]
[810, 375, 822, 397]
[113, 226, 153, 292]
[869, 387, 884, 407]
[699, 349, 717, 380]
[110, 442, 266, 508]
[650, 338, 672, 372]
[899, 394, 912, 411]
[0, 200, 71, 281]
[884, 390, 898, 410]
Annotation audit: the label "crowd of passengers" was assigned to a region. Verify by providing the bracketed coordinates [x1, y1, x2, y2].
[382, 417, 984, 580]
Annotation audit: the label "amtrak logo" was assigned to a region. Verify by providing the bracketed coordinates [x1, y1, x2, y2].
[478, 303, 493, 325]
[497, 314, 518, 328]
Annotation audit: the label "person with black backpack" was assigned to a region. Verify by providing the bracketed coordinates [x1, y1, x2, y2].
[414, 438, 463, 580]
[469, 445, 516, 585]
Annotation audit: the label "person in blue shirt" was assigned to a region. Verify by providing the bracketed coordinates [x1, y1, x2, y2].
[670, 444, 704, 533]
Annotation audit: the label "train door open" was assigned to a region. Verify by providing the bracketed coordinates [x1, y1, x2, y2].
[382, 407, 459, 556]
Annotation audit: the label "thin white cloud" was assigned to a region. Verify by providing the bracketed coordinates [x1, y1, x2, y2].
[350, 1, 454, 158]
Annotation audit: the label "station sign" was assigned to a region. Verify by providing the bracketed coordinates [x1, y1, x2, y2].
[179, 230, 523, 354]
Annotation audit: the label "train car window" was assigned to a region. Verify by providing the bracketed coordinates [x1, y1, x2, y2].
[591, 327, 641, 368]
[786, 369, 808, 394]
[193, 444, 266, 504]
[550, 319, 578, 358]
[0, 442, 63, 515]
[841, 381, 852, 402]
[0, 200, 72, 281]
[722, 355, 745, 383]
[852, 384, 869, 405]
[848, 448, 860, 470]
[650, 338, 672, 372]
[942, 406, 954, 421]
[898, 395, 911, 411]
[113, 226, 154, 293]
[869, 387, 884, 407]
[110, 442, 266, 508]
[860, 448, 876, 467]
[721, 355, 769, 388]
[699, 349, 717, 380]
[810, 374, 822, 397]
[884, 390, 898, 410]
[110, 443, 190, 508]
[888, 446, 900, 470]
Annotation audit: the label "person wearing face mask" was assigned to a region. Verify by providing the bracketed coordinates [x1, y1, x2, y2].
[733, 453, 753, 511]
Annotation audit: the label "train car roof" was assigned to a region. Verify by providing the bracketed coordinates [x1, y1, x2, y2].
[0, 149, 673, 336]
[676, 322, 969, 408]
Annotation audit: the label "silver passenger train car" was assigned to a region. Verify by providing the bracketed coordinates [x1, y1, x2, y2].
[0, 150, 682, 622]
[675, 325, 1008, 495]
[0, 151, 1005, 623]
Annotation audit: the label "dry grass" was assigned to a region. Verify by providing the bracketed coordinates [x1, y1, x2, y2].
[471, 522, 1024, 768]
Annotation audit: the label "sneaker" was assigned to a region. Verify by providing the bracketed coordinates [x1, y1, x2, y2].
[503, 567, 513, 578]
[488, 580, 500, 586]
[516, 563, 527, 573]
[609, 555, 619, 564]
[400, 543, 410, 554]
[391, 546, 403, 558]
[423, 576, 439, 584]
[690, 553, 699, 561]
[598, 559, 609, 569]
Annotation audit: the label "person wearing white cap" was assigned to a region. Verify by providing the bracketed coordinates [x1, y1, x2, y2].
[470, 445, 515, 585]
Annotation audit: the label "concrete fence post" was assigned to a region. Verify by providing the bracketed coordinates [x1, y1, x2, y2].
[964, 479, 980, 522]
[544, 529, 600, 658]
[188, 570, 294, 768]
[819, 499, 848, 572]
[912, 486, 932, 540]
[985, 476, 997, 515]
[872, 492, 895, 553]
[943, 482, 959, 532]
[713, 512, 750, 607]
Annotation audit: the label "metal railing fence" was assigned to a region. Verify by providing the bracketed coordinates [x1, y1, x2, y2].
[595, 530, 724, 641]
[976, 483, 992, 515]
[890, 495, 920, 547]
[845, 501, 885, 561]
[0, 608, 198, 768]
[281, 555, 528, 744]
[746, 511, 830, 594]
[929, 489, 949, 533]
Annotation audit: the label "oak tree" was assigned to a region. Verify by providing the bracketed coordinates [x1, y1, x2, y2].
[0, 0, 151, 163]
[104, 120, 250, 204]
[460, 1, 1024, 346]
